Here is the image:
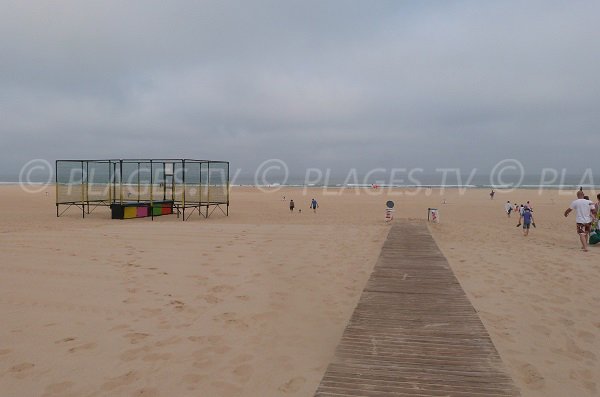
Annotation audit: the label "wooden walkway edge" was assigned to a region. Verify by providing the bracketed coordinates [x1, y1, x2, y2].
[314, 221, 520, 396]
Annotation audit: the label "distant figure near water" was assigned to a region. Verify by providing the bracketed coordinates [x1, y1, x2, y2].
[310, 198, 319, 213]
[490, 189, 495, 200]
[289, 199, 295, 213]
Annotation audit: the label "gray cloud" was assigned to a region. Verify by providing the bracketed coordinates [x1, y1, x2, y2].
[1, 0, 599, 178]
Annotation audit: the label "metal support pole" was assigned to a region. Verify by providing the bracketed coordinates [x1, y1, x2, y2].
[150, 160, 153, 220]
[198, 162, 202, 216]
[114, 161, 117, 204]
[119, 160, 123, 205]
[206, 162, 210, 218]
[163, 162, 166, 200]
[81, 161, 85, 219]
[182, 160, 186, 221]
[86, 161, 90, 214]
[137, 162, 140, 202]
[55, 160, 59, 217]
[227, 162, 230, 216]
[109, 162, 113, 204]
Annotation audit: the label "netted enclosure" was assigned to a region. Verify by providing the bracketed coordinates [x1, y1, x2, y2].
[56, 159, 229, 220]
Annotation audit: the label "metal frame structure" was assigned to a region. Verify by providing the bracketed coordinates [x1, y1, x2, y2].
[56, 159, 230, 220]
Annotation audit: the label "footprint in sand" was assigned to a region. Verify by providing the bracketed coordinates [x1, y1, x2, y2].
[214, 312, 248, 329]
[518, 363, 545, 390]
[531, 324, 552, 337]
[232, 364, 254, 383]
[565, 337, 597, 361]
[110, 324, 130, 332]
[10, 362, 35, 373]
[55, 337, 77, 344]
[278, 376, 306, 393]
[124, 332, 150, 344]
[182, 373, 205, 384]
[100, 370, 139, 391]
[169, 300, 185, 310]
[154, 336, 181, 347]
[559, 317, 575, 327]
[192, 357, 215, 369]
[157, 320, 172, 330]
[140, 307, 162, 318]
[142, 352, 172, 362]
[234, 353, 254, 363]
[130, 387, 159, 396]
[211, 381, 242, 395]
[275, 356, 294, 371]
[200, 294, 222, 304]
[187, 335, 223, 345]
[576, 330, 596, 344]
[120, 346, 152, 362]
[42, 381, 75, 396]
[210, 285, 234, 294]
[191, 345, 230, 362]
[68, 342, 97, 353]
[569, 369, 598, 393]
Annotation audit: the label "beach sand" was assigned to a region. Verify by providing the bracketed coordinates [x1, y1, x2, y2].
[0, 185, 598, 396]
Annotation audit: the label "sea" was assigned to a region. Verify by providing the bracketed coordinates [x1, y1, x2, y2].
[3, 172, 597, 190]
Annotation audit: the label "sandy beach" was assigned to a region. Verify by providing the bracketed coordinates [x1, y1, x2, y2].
[1, 185, 599, 396]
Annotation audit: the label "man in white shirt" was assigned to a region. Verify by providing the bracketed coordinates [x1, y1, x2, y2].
[564, 191, 594, 252]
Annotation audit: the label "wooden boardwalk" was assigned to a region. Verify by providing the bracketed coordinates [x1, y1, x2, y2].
[314, 222, 520, 397]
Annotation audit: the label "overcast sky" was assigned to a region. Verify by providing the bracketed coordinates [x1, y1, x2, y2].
[1, 0, 599, 177]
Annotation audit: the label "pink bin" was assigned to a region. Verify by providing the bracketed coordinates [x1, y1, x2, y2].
[136, 206, 148, 217]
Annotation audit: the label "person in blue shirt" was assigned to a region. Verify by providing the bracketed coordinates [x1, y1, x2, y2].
[310, 198, 319, 213]
[522, 207, 535, 236]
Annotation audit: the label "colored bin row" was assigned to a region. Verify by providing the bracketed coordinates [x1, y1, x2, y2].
[110, 201, 174, 220]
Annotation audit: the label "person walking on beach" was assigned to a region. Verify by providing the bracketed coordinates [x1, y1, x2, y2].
[516, 204, 525, 226]
[564, 191, 594, 252]
[310, 198, 319, 213]
[289, 199, 295, 213]
[505, 201, 512, 218]
[490, 189, 495, 200]
[590, 193, 600, 233]
[522, 207, 534, 236]
[595, 194, 600, 225]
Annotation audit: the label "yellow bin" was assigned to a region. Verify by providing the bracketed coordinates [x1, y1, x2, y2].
[124, 207, 137, 219]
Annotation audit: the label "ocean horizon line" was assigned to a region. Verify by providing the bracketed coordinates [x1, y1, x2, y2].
[3, 181, 598, 190]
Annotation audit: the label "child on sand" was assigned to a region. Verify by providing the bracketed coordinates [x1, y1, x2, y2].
[505, 201, 512, 218]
